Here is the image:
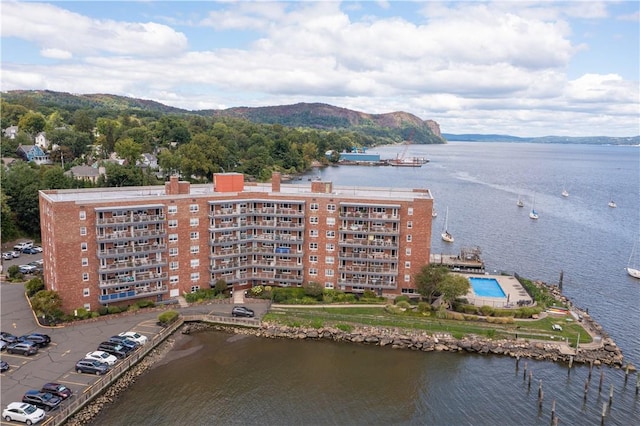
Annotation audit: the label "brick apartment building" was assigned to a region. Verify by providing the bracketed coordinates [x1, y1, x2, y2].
[39, 173, 434, 313]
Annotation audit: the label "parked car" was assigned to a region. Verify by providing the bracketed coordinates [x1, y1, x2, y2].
[97, 342, 130, 358]
[2, 402, 46, 425]
[232, 306, 255, 318]
[21, 247, 39, 255]
[11, 250, 21, 258]
[2, 252, 13, 260]
[0, 341, 6, 351]
[1, 360, 9, 372]
[18, 334, 50, 348]
[22, 390, 61, 411]
[31, 246, 43, 253]
[75, 359, 110, 375]
[40, 383, 72, 400]
[108, 336, 140, 350]
[13, 241, 34, 251]
[85, 350, 118, 366]
[6, 342, 38, 356]
[118, 331, 148, 345]
[33, 259, 44, 266]
[0, 332, 18, 344]
[19, 265, 37, 274]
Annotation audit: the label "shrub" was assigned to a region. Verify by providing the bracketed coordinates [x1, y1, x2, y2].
[335, 323, 353, 332]
[362, 290, 377, 299]
[445, 311, 465, 321]
[107, 306, 123, 314]
[25, 277, 45, 297]
[384, 304, 403, 314]
[74, 307, 91, 320]
[304, 282, 324, 299]
[394, 295, 410, 304]
[98, 306, 109, 316]
[396, 300, 412, 310]
[417, 302, 430, 313]
[135, 300, 155, 308]
[7, 265, 23, 281]
[158, 310, 179, 326]
[479, 306, 495, 316]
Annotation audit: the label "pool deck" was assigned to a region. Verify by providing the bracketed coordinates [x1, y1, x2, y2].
[459, 274, 533, 308]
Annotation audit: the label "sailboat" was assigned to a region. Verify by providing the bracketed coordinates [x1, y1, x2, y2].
[529, 196, 539, 220]
[626, 241, 640, 279]
[441, 207, 454, 242]
[516, 195, 524, 207]
[608, 200, 617, 208]
[561, 186, 569, 197]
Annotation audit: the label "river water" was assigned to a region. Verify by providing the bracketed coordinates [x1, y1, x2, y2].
[91, 142, 639, 425]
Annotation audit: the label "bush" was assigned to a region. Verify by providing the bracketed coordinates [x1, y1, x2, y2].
[185, 289, 216, 303]
[7, 265, 23, 281]
[362, 290, 377, 299]
[479, 305, 495, 316]
[384, 304, 403, 314]
[135, 299, 155, 308]
[107, 306, 123, 314]
[158, 310, 179, 326]
[25, 277, 45, 297]
[304, 282, 324, 300]
[445, 311, 465, 321]
[74, 307, 91, 320]
[396, 300, 412, 310]
[417, 302, 430, 313]
[394, 295, 410, 304]
[98, 306, 109, 316]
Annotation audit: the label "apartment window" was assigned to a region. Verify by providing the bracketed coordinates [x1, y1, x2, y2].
[170, 261, 179, 270]
[325, 269, 334, 277]
[310, 229, 319, 237]
[168, 219, 178, 228]
[80, 227, 87, 236]
[83, 288, 90, 297]
[81, 242, 87, 251]
[408, 207, 414, 216]
[169, 234, 178, 242]
[404, 274, 411, 282]
[190, 246, 200, 254]
[405, 261, 411, 268]
[326, 256, 334, 265]
[190, 272, 200, 281]
[168, 205, 177, 214]
[81, 258, 88, 266]
[324, 282, 334, 289]
[190, 232, 199, 240]
[82, 272, 89, 281]
[169, 247, 178, 257]
[407, 221, 413, 229]
[310, 203, 319, 211]
[309, 255, 318, 263]
[406, 234, 412, 242]
[326, 243, 335, 252]
[191, 285, 200, 292]
[170, 276, 179, 284]
[309, 268, 318, 276]
[309, 242, 318, 251]
[190, 204, 199, 213]
[406, 248, 412, 256]
[327, 204, 336, 212]
[326, 230, 335, 238]
[190, 218, 199, 227]
[79, 210, 86, 220]
[326, 217, 336, 226]
[83, 303, 91, 311]
[190, 259, 200, 268]
[309, 216, 319, 224]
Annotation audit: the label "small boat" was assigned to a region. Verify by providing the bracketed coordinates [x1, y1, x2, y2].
[626, 241, 640, 279]
[516, 195, 524, 207]
[529, 196, 539, 220]
[561, 188, 569, 197]
[608, 200, 617, 208]
[441, 207, 454, 242]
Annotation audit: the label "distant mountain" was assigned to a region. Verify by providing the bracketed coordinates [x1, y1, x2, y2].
[443, 133, 640, 145]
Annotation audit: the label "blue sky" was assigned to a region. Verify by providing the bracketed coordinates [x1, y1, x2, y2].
[1, 1, 638, 137]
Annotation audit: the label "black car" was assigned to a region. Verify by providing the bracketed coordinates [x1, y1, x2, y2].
[108, 336, 140, 350]
[0, 360, 9, 372]
[6, 342, 38, 356]
[22, 247, 39, 255]
[18, 333, 51, 348]
[97, 342, 131, 358]
[22, 390, 62, 411]
[232, 306, 255, 318]
[0, 332, 18, 344]
[41, 383, 73, 400]
[75, 359, 110, 375]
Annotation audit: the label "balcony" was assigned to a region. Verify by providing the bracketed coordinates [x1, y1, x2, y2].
[96, 214, 165, 226]
[99, 258, 167, 273]
[338, 252, 397, 262]
[99, 285, 168, 303]
[99, 272, 168, 289]
[339, 239, 398, 249]
[96, 229, 166, 242]
[97, 243, 166, 258]
[339, 266, 398, 276]
[338, 278, 397, 289]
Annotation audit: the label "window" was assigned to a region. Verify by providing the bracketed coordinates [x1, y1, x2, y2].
[310, 229, 319, 237]
[324, 282, 334, 289]
[84, 303, 91, 311]
[326, 217, 335, 226]
[309, 216, 319, 224]
[168, 205, 177, 214]
[83, 288, 90, 297]
[309, 255, 318, 263]
[326, 256, 334, 264]
[190, 259, 200, 268]
[325, 269, 334, 277]
[309, 268, 318, 276]
[405, 261, 411, 268]
[406, 248, 412, 256]
[326, 243, 335, 252]
[190, 272, 200, 281]
[326, 230, 335, 238]
[81, 242, 87, 251]
[79, 210, 86, 220]
[170, 261, 179, 270]
[191, 285, 200, 293]
[82, 272, 89, 281]
[169, 247, 178, 257]
[190, 218, 199, 227]
[408, 207, 414, 216]
[190, 231, 199, 240]
[189, 204, 199, 213]
[169, 234, 178, 242]
[406, 234, 412, 242]
[190, 245, 200, 254]
[170, 276, 179, 284]
[407, 221, 412, 229]
[404, 274, 411, 282]
[309, 242, 318, 251]
[327, 204, 336, 212]
[80, 227, 87, 236]
[168, 219, 178, 228]
[310, 203, 319, 211]
[81, 258, 88, 266]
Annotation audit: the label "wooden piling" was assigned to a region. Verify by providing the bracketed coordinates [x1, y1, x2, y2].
[584, 378, 589, 400]
[599, 370, 604, 393]
[624, 364, 630, 383]
[601, 401, 607, 425]
[528, 371, 533, 390]
[550, 399, 556, 424]
[636, 371, 639, 395]
[538, 389, 544, 408]
[523, 362, 528, 380]
[608, 384, 613, 406]
[588, 361, 593, 381]
[516, 356, 520, 371]
[568, 355, 573, 375]
[538, 379, 543, 399]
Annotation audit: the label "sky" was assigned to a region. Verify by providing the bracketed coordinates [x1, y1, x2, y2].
[1, 1, 639, 137]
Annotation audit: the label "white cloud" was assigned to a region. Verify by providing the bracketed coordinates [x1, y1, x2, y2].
[40, 48, 72, 60]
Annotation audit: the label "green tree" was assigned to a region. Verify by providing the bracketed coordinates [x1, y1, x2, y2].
[115, 137, 143, 166]
[214, 279, 228, 294]
[30, 290, 63, 321]
[25, 277, 45, 297]
[1, 162, 41, 235]
[18, 111, 46, 135]
[96, 118, 121, 155]
[0, 189, 19, 241]
[42, 166, 74, 189]
[72, 110, 95, 134]
[0, 101, 29, 129]
[437, 274, 471, 306]
[100, 163, 142, 187]
[415, 265, 450, 302]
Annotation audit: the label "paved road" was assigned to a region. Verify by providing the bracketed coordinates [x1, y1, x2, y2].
[0, 281, 268, 418]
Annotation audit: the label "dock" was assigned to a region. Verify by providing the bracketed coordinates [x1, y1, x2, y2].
[430, 246, 485, 273]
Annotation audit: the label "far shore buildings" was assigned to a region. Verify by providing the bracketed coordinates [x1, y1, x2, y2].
[39, 173, 433, 313]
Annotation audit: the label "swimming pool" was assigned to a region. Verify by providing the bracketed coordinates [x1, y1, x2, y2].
[469, 277, 506, 298]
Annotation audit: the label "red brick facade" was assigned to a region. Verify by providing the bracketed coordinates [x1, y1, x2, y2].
[39, 174, 433, 313]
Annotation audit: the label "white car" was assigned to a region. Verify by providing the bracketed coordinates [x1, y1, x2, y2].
[118, 331, 148, 345]
[85, 350, 118, 366]
[13, 241, 33, 251]
[2, 252, 12, 260]
[3, 402, 46, 424]
[552, 324, 563, 331]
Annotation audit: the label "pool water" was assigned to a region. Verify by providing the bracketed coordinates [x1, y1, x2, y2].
[469, 277, 506, 298]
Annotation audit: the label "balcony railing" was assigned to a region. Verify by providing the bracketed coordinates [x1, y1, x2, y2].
[99, 272, 168, 288]
[96, 229, 166, 241]
[97, 244, 166, 257]
[339, 239, 398, 248]
[99, 285, 168, 303]
[96, 214, 165, 225]
[98, 258, 167, 272]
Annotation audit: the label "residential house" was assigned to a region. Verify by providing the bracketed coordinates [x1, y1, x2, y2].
[35, 132, 50, 150]
[16, 144, 50, 165]
[65, 165, 106, 184]
[3, 126, 19, 139]
[137, 153, 158, 169]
